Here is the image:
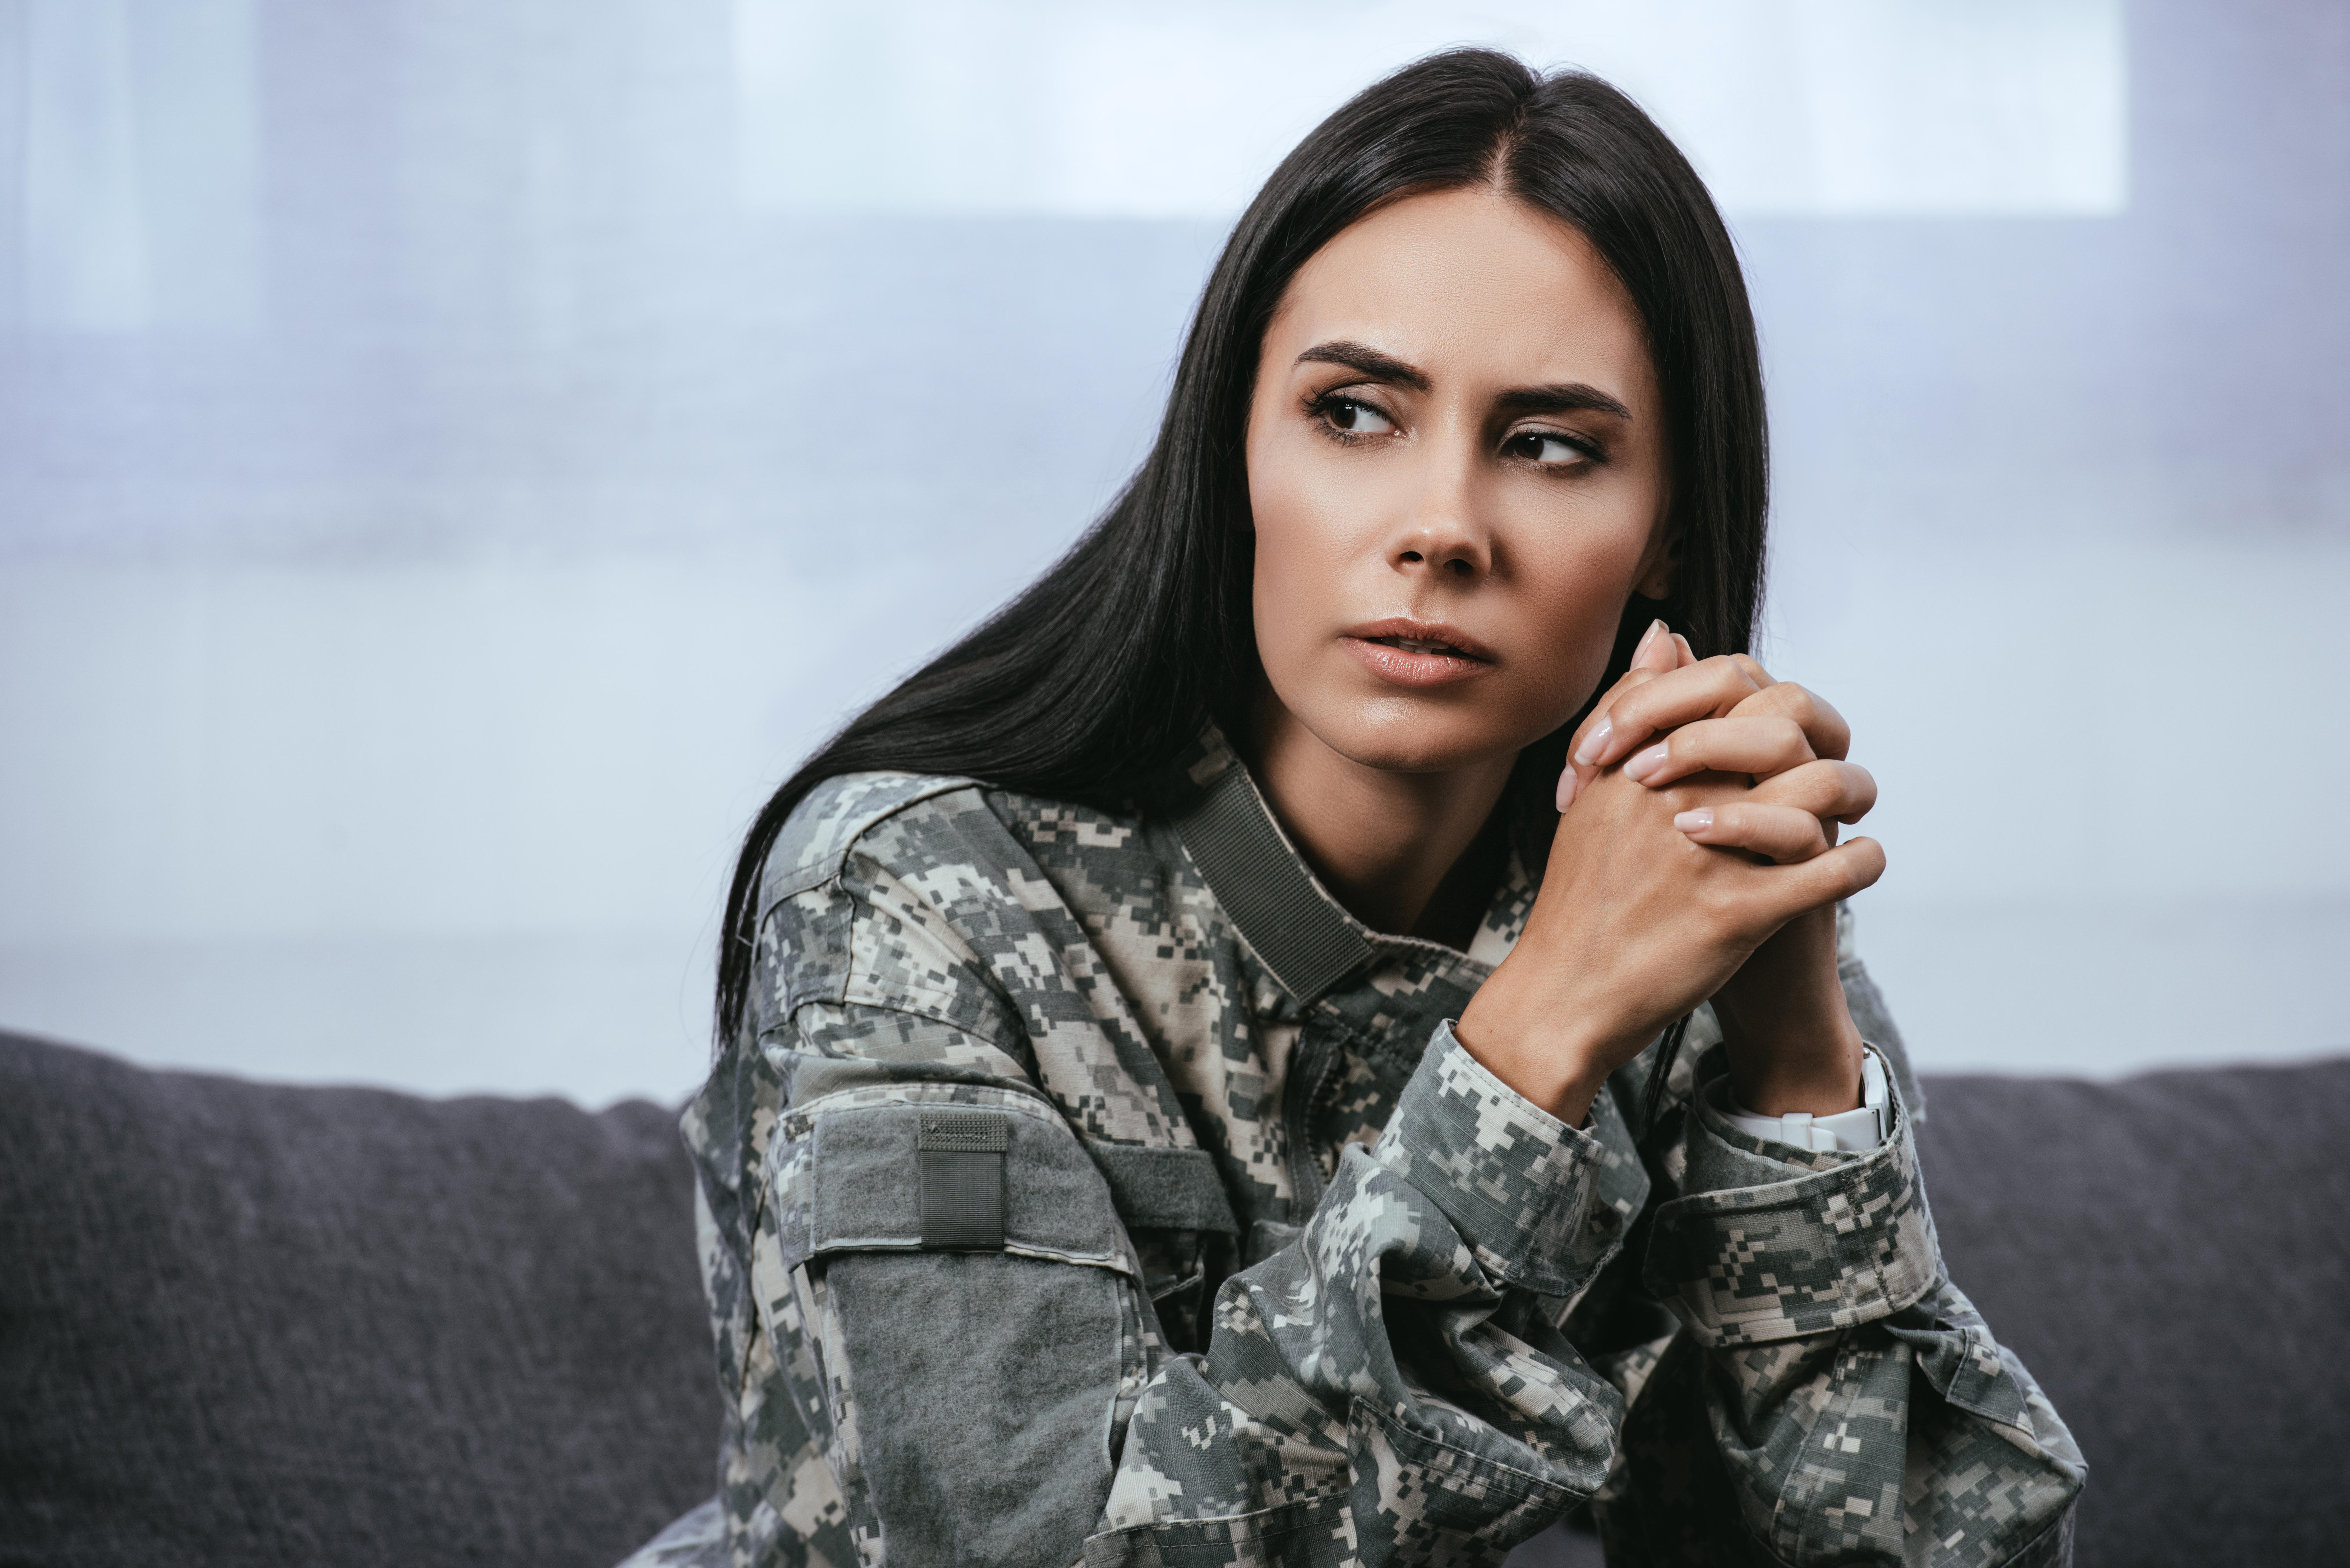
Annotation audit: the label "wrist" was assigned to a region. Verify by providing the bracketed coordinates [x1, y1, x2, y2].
[1723, 1045, 1891, 1153]
[1457, 967, 1637, 1126]
[1719, 1005, 1866, 1116]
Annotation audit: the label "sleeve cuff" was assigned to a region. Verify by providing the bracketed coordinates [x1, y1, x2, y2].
[1720, 1045, 1892, 1154]
[1642, 1054, 1944, 1346]
[1369, 1020, 1619, 1298]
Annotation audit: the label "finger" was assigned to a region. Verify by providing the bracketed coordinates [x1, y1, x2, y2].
[1671, 632, 1698, 667]
[1750, 759, 1878, 825]
[1561, 665, 1647, 810]
[1726, 652, 1778, 690]
[1726, 837, 1887, 934]
[1631, 617, 1677, 673]
[1622, 716, 1816, 787]
[1728, 681, 1851, 762]
[1673, 802, 1830, 863]
[1577, 655, 1765, 766]
[1777, 836, 1886, 910]
[1563, 654, 1669, 780]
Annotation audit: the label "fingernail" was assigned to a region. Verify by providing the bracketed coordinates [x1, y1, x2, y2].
[1623, 742, 1669, 783]
[1674, 809, 1713, 834]
[1632, 618, 1667, 663]
[1572, 715, 1612, 767]
[1555, 769, 1580, 812]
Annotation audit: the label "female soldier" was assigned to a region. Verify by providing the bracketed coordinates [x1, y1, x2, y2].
[628, 49, 2083, 1568]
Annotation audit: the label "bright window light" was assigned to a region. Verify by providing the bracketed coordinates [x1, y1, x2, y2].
[734, 0, 2127, 220]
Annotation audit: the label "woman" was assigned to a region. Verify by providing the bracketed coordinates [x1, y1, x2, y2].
[628, 50, 2083, 1568]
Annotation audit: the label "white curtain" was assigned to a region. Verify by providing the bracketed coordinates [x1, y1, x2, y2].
[0, 0, 2339, 1101]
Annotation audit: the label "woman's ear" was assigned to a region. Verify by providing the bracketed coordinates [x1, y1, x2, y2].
[1634, 514, 1679, 600]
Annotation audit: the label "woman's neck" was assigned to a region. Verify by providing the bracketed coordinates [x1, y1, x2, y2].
[1242, 693, 1517, 946]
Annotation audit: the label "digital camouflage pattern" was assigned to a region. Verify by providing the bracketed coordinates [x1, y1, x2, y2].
[621, 733, 2083, 1567]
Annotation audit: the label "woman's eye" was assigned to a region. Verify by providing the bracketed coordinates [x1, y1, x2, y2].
[1505, 431, 1592, 466]
[1320, 397, 1396, 437]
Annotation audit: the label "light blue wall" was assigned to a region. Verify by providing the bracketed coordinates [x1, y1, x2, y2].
[1, 0, 2342, 1103]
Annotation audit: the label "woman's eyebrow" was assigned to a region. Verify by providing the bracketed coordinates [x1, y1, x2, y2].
[1494, 383, 1633, 419]
[1294, 343, 1632, 422]
[1294, 341, 1430, 391]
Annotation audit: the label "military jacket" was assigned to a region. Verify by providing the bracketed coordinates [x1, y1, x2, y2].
[624, 734, 2084, 1567]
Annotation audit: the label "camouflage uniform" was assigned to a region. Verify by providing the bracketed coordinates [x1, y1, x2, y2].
[623, 732, 2083, 1567]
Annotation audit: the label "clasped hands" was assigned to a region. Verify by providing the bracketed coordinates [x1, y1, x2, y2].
[1456, 620, 1885, 1128]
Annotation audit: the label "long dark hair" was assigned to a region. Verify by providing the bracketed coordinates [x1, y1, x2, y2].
[714, 49, 1767, 1042]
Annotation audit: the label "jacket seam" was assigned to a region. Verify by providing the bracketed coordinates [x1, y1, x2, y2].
[755, 774, 984, 919]
[1358, 1399, 1581, 1505]
[774, 994, 1034, 1077]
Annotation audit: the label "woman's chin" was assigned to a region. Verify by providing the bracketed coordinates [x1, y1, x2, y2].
[1313, 708, 1535, 778]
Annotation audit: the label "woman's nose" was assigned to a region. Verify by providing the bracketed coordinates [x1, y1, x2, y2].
[1396, 536, 1486, 578]
[1391, 492, 1491, 581]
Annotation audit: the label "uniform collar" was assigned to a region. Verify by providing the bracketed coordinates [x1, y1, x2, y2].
[1166, 727, 1535, 1005]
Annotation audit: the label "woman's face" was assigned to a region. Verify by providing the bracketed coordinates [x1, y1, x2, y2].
[1245, 184, 1673, 776]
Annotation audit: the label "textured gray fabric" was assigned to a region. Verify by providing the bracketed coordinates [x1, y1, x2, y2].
[1085, 1143, 1241, 1234]
[800, 1099, 1128, 1267]
[5, 1023, 2343, 1568]
[1501, 1059, 2350, 1568]
[0, 1028, 717, 1568]
[831, 1249, 1124, 1563]
[1913, 1057, 2350, 1568]
[1172, 765, 1372, 1003]
[918, 1149, 1007, 1251]
[693, 762, 2058, 1566]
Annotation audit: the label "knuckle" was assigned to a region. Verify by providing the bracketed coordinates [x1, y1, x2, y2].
[1840, 764, 1879, 816]
[1765, 762, 1832, 813]
[1704, 654, 1755, 694]
[1771, 811, 1825, 863]
[1696, 878, 1745, 929]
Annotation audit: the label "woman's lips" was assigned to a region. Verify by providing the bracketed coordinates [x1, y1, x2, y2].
[1338, 618, 1497, 689]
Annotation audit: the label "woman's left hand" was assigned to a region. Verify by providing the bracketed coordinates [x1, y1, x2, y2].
[1559, 630, 1878, 1117]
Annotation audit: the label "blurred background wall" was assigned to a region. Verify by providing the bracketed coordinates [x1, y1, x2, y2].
[1, 0, 2342, 1106]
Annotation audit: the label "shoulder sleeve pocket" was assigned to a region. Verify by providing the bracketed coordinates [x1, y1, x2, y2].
[769, 1088, 1136, 1277]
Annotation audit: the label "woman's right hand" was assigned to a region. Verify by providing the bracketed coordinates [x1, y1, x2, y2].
[1454, 624, 1884, 1125]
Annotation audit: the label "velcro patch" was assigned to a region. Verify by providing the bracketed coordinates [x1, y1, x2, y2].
[918, 1111, 1007, 1250]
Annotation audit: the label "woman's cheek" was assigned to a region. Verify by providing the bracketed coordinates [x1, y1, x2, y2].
[1248, 491, 1333, 699]
[1251, 463, 1367, 647]
[1517, 529, 1652, 719]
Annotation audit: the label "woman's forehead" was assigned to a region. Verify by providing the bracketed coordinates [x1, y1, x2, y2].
[1269, 186, 1651, 395]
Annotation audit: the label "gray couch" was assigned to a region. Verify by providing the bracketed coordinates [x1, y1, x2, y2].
[3, 1028, 2345, 1567]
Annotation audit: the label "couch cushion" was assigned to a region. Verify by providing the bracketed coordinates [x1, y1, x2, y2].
[9, 1028, 2346, 1568]
[1917, 1057, 2350, 1568]
[0, 1030, 717, 1568]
